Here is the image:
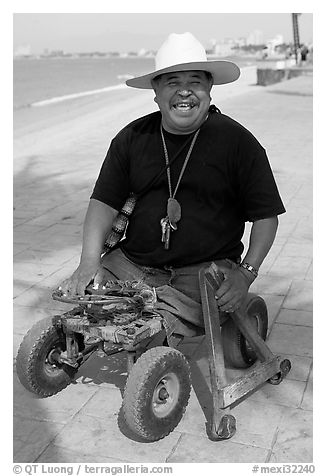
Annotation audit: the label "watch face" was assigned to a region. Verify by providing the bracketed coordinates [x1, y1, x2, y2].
[241, 263, 258, 276]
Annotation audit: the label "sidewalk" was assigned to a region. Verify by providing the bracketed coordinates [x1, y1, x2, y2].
[13, 73, 313, 464]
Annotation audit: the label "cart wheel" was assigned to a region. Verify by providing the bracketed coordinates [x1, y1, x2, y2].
[122, 346, 191, 442]
[222, 294, 268, 368]
[16, 316, 83, 397]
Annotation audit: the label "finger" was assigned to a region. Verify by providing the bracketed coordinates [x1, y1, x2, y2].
[76, 279, 89, 296]
[93, 267, 108, 287]
[217, 286, 243, 308]
[57, 279, 71, 295]
[216, 288, 235, 307]
[76, 285, 85, 296]
[214, 279, 232, 299]
[219, 298, 240, 312]
[220, 293, 243, 312]
[57, 282, 66, 293]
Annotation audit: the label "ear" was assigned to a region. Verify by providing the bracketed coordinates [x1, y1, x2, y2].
[207, 73, 214, 91]
[150, 78, 157, 92]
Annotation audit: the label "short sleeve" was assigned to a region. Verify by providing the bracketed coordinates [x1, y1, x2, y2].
[90, 133, 131, 211]
[236, 133, 286, 221]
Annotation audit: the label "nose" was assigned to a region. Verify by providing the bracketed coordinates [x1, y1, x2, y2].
[177, 88, 192, 97]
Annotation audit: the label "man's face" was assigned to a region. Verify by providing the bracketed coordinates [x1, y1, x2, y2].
[153, 70, 213, 134]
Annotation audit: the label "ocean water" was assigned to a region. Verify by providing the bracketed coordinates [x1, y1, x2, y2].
[13, 55, 256, 110]
[13, 56, 155, 109]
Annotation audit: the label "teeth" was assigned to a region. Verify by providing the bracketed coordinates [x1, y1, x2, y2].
[174, 103, 193, 109]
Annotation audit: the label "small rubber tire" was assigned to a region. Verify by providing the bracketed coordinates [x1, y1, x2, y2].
[16, 316, 81, 397]
[221, 294, 268, 369]
[122, 346, 191, 442]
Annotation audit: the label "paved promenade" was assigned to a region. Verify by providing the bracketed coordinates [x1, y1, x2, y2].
[13, 72, 313, 464]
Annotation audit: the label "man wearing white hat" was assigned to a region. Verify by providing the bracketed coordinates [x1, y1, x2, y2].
[59, 33, 285, 341]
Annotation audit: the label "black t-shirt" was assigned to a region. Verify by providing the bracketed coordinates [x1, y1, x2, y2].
[91, 109, 285, 267]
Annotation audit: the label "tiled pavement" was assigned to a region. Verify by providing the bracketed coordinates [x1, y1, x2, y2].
[13, 73, 313, 463]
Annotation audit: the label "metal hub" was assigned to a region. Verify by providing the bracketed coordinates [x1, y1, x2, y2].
[151, 372, 180, 418]
[44, 346, 63, 374]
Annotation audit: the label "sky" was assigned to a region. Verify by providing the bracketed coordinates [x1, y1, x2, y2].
[13, 12, 313, 55]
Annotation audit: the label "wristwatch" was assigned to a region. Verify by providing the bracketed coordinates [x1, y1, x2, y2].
[240, 262, 259, 278]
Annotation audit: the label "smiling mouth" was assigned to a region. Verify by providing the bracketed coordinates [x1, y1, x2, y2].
[172, 102, 198, 112]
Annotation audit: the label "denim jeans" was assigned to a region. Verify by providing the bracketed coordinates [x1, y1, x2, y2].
[101, 248, 235, 342]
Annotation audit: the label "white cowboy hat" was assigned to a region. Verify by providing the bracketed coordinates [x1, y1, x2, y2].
[126, 32, 240, 89]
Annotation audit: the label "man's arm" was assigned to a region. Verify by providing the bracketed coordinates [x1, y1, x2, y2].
[59, 198, 119, 295]
[215, 216, 279, 312]
[240, 216, 278, 280]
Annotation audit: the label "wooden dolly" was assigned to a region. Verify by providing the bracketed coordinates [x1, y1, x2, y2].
[199, 262, 291, 441]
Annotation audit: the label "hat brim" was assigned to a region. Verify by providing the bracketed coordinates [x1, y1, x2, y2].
[126, 60, 240, 89]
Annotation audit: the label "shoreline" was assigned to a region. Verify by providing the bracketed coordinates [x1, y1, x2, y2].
[21, 64, 257, 110]
[30, 83, 128, 107]
[13, 66, 258, 167]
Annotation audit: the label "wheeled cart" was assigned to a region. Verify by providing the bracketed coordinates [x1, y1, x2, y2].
[16, 264, 291, 442]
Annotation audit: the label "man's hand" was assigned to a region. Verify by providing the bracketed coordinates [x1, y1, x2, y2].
[58, 263, 109, 296]
[214, 265, 251, 313]
[214, 216, 279, 312]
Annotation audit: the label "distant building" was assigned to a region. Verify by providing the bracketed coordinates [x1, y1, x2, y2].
[213, 43, 233, 56]
[42, 49, 65, 57]
[265, 34, 285, 57]
[14, 44, 31, 57]
[212, 37, 236, 57]
[235, 37, 247, 48]
[247, 30, 263, 46]
[207, 38, 217, 55]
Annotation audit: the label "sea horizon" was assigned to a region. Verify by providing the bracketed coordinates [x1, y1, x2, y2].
[13, 55, 259, 111]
